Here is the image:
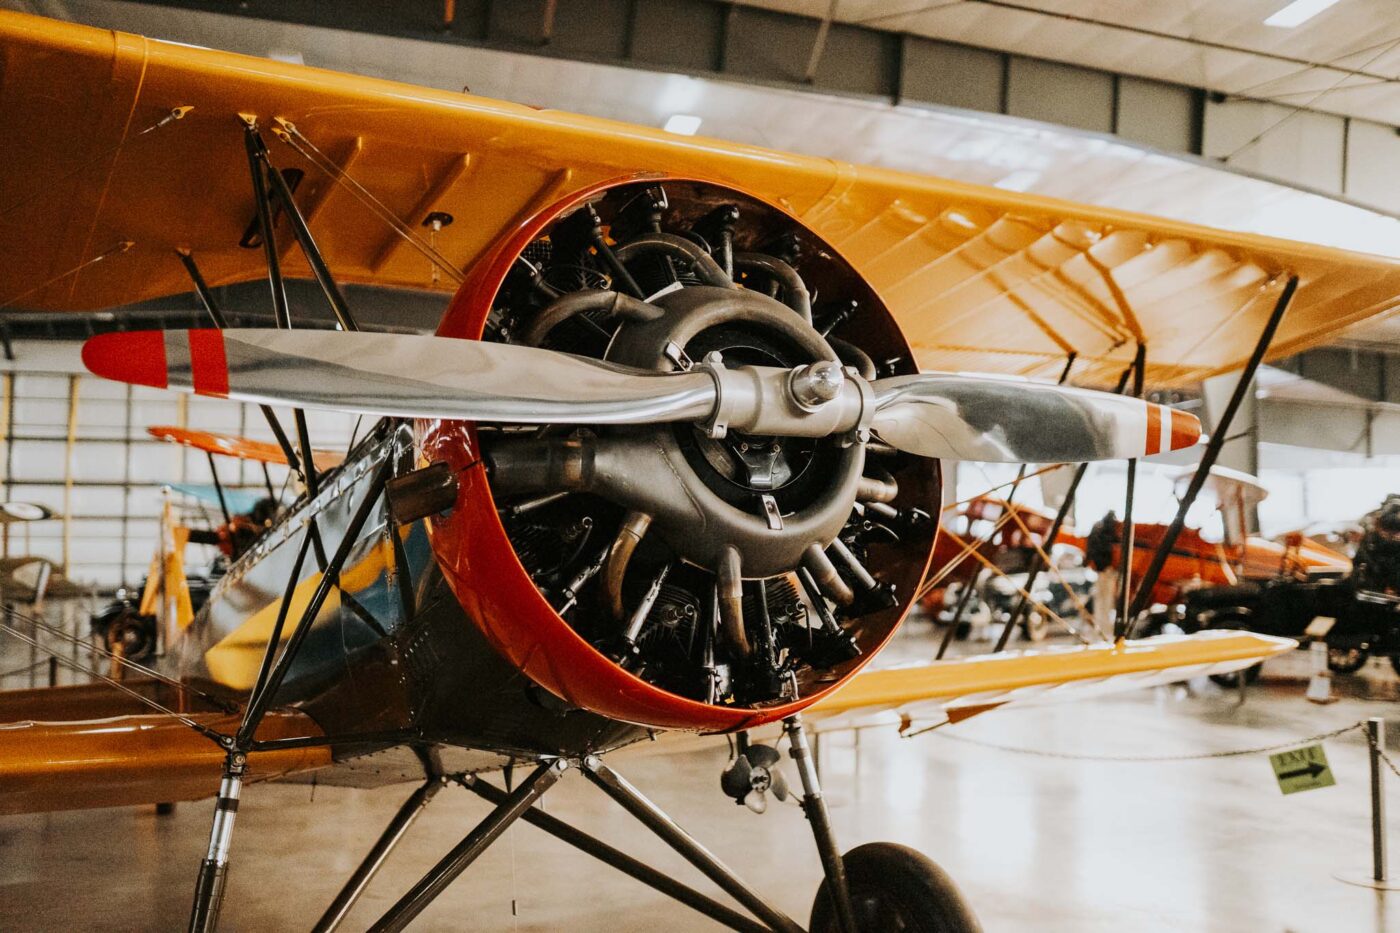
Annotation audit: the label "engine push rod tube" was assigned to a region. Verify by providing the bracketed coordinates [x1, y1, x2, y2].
[581, 757, 805, 933]
[585, 205, 645, 298]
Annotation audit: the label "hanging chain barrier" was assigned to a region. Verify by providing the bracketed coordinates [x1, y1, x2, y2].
[901, 719, 1400, 773]
[0, 655, 61, 679]
[1363, 725, 1400, 781]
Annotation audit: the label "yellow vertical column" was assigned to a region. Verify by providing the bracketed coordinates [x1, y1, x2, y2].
[1, 372, 11, 558]
[61, 375, 79, 573]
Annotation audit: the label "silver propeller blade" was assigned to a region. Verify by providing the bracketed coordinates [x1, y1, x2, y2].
[868, 372, 1199, 462]
[80, 329, 1198, 464]
[81, 328, 717, 425]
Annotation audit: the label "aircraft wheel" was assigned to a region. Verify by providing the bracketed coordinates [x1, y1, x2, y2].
[1208, 663, 1262, 689]
[1327, 646, 1369, 674]
[1205, 614, 1262, 687]
[809, 842, 981, 933]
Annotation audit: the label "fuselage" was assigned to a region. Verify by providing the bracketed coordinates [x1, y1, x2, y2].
[165, 421, 648, 775]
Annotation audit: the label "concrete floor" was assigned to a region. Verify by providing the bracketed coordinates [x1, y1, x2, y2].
[3, 630, 1399, 932]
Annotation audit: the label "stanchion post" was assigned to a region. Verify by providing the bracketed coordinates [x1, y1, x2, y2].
[1369, 717, 1387, 884]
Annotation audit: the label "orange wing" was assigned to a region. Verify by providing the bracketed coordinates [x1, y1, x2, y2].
[2, 12, 1399, 386]
[148, 425, 343, 471]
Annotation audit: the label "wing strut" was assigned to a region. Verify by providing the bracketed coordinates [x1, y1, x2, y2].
[1126, 275, 1299, 622]
[1114, 342, 1147, 643]
[241, 120, 326, 510]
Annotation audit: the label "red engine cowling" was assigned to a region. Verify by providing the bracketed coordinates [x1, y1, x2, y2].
[419, 176, 938, 732]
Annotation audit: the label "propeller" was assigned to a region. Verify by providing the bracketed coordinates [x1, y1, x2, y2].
[81, 329, 1200, 464]
[720, 741, 790, 813]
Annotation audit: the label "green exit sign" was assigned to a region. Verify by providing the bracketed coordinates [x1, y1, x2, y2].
[1269, 744, 1336, 795]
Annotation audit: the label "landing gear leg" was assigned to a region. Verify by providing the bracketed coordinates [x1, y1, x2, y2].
[581, 756, 803, 933]
[188, 751, 245, 933]
[368, 758, 569, 933]
[792, 714, 983, 932]
[784, 714, 858, 933]
[313, 767, 448, 932]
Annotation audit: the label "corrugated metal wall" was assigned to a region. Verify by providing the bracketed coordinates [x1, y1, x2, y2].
[1, 359, 358, 589]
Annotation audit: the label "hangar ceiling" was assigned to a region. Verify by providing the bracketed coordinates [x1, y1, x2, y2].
[746, 0, 1400, 126]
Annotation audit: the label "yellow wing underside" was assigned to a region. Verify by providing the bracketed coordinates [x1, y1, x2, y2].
[808, 630, 1291, 729]
[3, 12, 1400, 386]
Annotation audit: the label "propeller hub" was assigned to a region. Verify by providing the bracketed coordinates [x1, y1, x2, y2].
[597, 284, 866, 577]
[788, 360, 846, 409]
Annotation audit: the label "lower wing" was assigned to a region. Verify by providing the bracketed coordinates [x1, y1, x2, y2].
[806, 629, 1291, 730]
[0, 631, 1289, 814]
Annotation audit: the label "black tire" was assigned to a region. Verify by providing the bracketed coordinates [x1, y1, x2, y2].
[810, 842, 982, 933]
[1203, 613, 1262, 687]
[1327, 646, 1369, 674]
[1208, 663, 1262, 689]
[1390, 655, 1400, 678]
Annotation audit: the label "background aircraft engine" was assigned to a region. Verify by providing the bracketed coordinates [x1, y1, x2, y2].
[421, 179, 939, 731]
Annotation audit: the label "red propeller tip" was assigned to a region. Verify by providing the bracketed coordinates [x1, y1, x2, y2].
[1144, 403, 1202, 456]
[1170, 409, 1202, 451]
[81, 331, 168, 389]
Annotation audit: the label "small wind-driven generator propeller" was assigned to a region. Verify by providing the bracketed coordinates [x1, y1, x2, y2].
[721, 740, 790, 813]
[82, 329, 1199, 463]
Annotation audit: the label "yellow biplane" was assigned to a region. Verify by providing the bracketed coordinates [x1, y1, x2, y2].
[7, 9, 1390, 931]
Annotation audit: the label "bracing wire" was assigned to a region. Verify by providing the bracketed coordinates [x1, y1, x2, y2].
[272, 120, 466, 285]
[0, 615, 230, 746]
[0, 604, 236, 712]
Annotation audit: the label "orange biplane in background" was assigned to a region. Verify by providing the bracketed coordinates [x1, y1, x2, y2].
[13, 9, 1400, 930]
[1084, 466, 1351, 626]
[917, 495, 1090, 647]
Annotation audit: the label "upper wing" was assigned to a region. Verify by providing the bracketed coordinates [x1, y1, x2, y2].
[3, 12, 1399, 386]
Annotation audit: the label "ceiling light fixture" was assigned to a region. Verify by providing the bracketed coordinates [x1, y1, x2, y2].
[1264, 0, 1341, 28]
[663, 114, 702, 136]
